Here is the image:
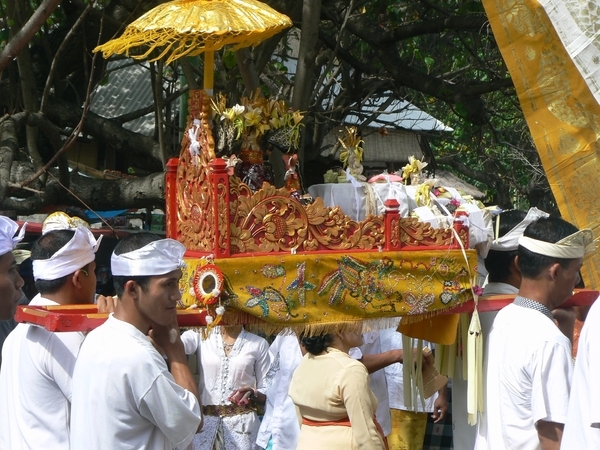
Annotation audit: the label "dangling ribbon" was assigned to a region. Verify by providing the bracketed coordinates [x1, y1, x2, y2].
[346, 169, 364, 220]
[223, 154, 240, 176]
[188, 119, 201, 159]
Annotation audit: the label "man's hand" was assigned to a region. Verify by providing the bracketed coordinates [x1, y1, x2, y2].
[228, 387, 266, 405]
[97, 295, 118, 314]
[431, 385, 448, 423]
[148, 316, 182, 358]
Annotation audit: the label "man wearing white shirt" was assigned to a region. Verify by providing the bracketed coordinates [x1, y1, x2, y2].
[475, 217, 592, 450]
[379, 327, 448, 449]
[0, 226, 100, 449]
[70, 233, 202, 450]
[0, 216, 26, 322]
[561, 296, 600, 448]
[256, 332, 303, 450]
[349, 330, 394, 437]
[454, 209, 531, 449]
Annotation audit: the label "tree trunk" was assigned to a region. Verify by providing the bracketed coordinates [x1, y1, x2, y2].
[292, 0, 322, 112]
[3, 166, 165, 214]
[292, 0, 322, 173]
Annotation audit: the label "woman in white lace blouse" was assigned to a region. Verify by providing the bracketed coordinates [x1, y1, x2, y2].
[181, 325, 270, 450]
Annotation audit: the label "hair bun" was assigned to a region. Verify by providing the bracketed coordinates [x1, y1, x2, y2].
[301, 334, 333, 355]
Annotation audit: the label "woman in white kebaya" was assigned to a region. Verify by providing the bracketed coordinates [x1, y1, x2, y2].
[182, 325, 270, 450]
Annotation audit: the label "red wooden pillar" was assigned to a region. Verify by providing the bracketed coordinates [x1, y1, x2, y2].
[384, 198, 402, 251]
[210, 158, 231, 257]
[453, 210, 469, 249]
[165, 158, 179, 240]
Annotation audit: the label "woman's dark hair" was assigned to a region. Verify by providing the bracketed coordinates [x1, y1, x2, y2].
[518, 216, 579, 278]
[485, 209, 527, 283]
[300, 333, 333, 355]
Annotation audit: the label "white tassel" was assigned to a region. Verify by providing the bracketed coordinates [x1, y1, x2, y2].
[467, 309, 483, 425]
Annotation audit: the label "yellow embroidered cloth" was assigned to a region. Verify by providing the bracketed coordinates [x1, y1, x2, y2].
[179, 250, 476, 332]
[482, 0, 600, 288]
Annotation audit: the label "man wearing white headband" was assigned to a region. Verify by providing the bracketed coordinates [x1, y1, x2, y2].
[475, 216, 592, 450]
[0, 216, 26, 322]
[453, 209, 531, 449]
[0, 226, 100, 449]
[70, 233, 202, 450]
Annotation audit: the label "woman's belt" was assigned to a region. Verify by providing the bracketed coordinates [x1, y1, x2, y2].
[302, 416, 351, 427]
[202, 404, 256, 417]
[301, 415, 389, 450]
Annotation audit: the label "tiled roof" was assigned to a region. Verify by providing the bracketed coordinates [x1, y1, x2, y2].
[90, 59, 179, 136]
[343, 92, 453, 132]
[322, 127, 424, 162]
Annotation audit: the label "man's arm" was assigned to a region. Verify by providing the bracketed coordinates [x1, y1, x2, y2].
[359, 350, 403, 373]
[150, 320, 203, 430]
[537, 420, 563, 450]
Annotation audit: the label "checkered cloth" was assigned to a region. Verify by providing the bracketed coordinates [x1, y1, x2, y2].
[514, 296, 555, 322]
[423, 385, 453, 450]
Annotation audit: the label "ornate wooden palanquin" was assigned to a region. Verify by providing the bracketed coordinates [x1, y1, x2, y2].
[166, 90, 477, 332]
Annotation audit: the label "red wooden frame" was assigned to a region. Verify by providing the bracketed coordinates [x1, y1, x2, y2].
[15, 305, 210, 332]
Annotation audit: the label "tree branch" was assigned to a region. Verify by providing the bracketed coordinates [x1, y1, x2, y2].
[40, 1, 95, 113]
[436, 155, 493, 186]
[0, 117, 18, 204]
[45, 98, 164, 172]
[112, 86, 188, 125]
[323, 1, 488, 45]
[0, 0, 62, 73]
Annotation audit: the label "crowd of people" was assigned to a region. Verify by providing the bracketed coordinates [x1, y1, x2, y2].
[0, 207, 598, 449]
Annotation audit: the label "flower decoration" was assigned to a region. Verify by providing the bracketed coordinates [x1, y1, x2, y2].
[402, 156, 428, 184]
[445, 198, 462, 214]
[414, 179, 436, 207]
[193, 264, 224, 306]
[211, 90, 304, 153]
[338, 126, 366, 181]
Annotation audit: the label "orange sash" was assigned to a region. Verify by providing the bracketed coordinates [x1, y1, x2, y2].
[301, 415, 389, 450]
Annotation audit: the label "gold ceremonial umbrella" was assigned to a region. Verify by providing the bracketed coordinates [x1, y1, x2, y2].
[94, 0, 292, 90]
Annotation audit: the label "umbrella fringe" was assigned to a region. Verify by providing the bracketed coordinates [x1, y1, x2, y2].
[95, 27, 288, 64]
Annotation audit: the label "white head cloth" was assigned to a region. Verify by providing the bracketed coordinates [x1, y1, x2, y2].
[489, 207, 549, 252]
[518, 228, 595, 259]
[111, 239, 186, 277]
[42, 211, 90, 235]
[33, 226, 102, 281]
[0, 216, 26, 257]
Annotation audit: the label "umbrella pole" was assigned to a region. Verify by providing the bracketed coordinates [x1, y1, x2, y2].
[203, 51, 214, 96]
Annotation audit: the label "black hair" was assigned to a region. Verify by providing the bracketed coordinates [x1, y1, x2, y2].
[31, 230, 75, 294]
[518, 216, 580, 278]
[300, 333, 333, 355]
[112, 233, 162, 297]
[485, 210, 527, 283]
